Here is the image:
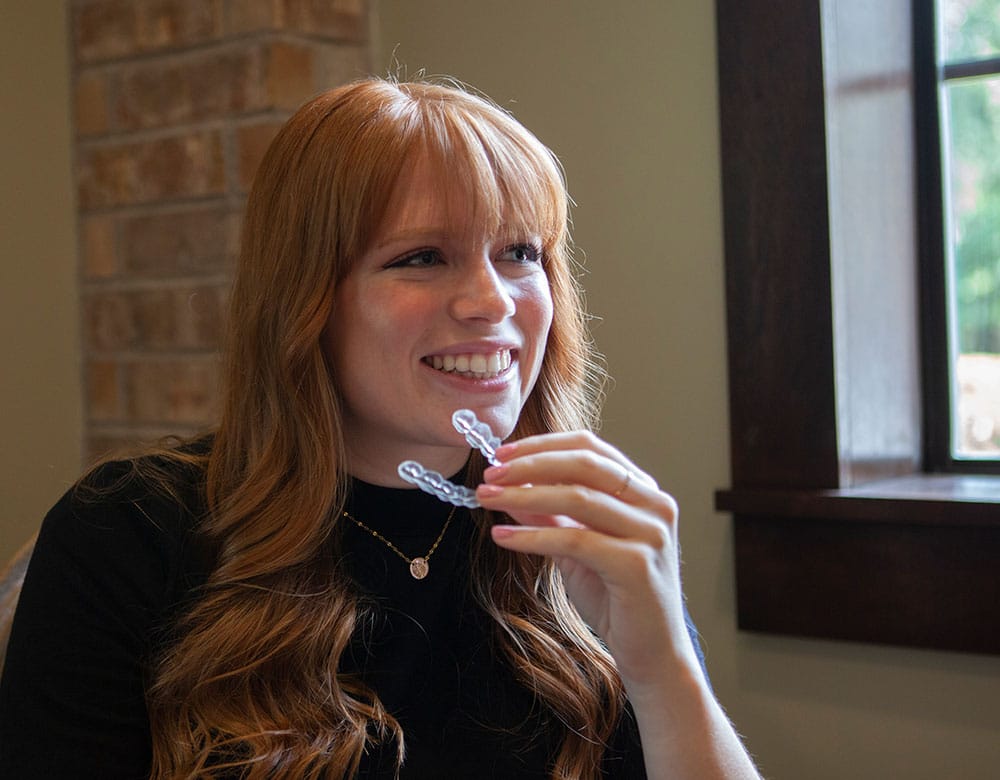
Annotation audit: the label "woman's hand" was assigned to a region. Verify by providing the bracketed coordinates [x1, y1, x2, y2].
[475, 430, 700, 691]
[477, 431, 763, 779]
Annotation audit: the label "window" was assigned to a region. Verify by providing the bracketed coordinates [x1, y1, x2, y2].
[715, 0, 1000, 656]
[929, 0, 1000, 463]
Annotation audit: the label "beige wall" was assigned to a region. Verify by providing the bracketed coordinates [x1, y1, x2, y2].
[374, 2, 1000, 779]
[0, 3, 81, 561]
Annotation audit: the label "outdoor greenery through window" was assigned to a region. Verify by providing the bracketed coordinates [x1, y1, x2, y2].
[939, 0, 1000, 458]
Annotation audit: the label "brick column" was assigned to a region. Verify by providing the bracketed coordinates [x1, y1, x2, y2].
[69, 0, 371, 461]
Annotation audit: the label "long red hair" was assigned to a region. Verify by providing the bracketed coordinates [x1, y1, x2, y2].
[146, 78, 617, 779]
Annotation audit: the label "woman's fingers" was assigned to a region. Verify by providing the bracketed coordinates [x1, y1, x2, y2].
[481, 431, 691, 686]
[477, 481, 677, 544]
[495, 431, 659, 492]
[479, 440, 677, 544]
[490, 524, 659, 588]
[485, 449, 655, 508]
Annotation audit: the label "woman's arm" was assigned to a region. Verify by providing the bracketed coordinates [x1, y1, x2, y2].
[476, 431, 761, 780]
[0, 464, 197, 778]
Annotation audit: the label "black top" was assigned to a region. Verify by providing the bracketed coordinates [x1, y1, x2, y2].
[0, 455, 703, 778]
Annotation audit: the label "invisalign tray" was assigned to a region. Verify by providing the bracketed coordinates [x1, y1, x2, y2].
[397, 409, 503, 507]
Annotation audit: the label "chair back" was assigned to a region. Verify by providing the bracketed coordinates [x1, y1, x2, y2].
[0, 534, 37, 674]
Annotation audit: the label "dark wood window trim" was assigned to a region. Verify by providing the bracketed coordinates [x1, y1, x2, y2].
[714, 0, 1000, 655]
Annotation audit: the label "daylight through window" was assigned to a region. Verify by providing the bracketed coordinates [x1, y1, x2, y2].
[938, 0, 1000, 458]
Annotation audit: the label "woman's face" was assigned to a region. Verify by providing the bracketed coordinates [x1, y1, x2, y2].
[324, 155, 554, 484]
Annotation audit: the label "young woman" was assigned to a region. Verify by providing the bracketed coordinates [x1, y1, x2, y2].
[0, 78, 760, 779]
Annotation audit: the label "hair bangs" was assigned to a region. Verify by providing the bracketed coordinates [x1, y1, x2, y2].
[414, 96, 568, 257]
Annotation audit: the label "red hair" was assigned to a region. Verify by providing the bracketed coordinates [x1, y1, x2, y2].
[147, 78, 616, 779]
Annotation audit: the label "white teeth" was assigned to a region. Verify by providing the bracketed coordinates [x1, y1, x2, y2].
[427, 349, 513, 379]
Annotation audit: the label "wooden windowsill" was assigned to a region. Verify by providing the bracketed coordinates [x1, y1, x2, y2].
[716, 473, 1000, 655]
[715, 472, 1000, 527]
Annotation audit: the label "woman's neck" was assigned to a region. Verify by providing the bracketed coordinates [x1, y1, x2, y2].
[344, 444, 471, 487]
[346, 463, 469, 534]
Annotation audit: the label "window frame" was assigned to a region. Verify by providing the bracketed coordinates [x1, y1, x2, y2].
[714, 0, 1000, 656]
[916, 0, 1000, 474]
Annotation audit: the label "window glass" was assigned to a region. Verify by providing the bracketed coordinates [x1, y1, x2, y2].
[941, 0, 1000, 62]
[939, 0, 1000, 458]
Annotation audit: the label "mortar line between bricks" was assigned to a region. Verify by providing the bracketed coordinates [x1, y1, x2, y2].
[81, 274, 232, 292]
[76, 109, 290, 149]
[73, 30, 367, 71]
[77, 194, 247, 220]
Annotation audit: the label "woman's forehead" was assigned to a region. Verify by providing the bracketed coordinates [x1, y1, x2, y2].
[375, 153, 538, 243]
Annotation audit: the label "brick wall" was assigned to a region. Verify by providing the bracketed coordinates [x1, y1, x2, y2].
[69, 0, 371, 461]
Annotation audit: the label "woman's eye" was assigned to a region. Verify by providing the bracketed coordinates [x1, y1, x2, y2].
[389, 249, 442, 268]
[498, 243, 542, 265]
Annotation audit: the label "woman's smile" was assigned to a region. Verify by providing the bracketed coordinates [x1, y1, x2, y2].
[423, 347, 514, 379]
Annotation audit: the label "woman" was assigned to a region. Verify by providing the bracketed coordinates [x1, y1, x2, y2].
[0, 78, 759, 778]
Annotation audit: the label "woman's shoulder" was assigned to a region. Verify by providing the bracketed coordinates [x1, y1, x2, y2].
[72, 435, 210, 521]
[37, 436, 214, 593]
[77, 434, 210, 496]
[0, 438, 215, 770]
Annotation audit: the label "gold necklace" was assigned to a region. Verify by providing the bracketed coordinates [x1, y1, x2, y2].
[342, 505, 457, 580]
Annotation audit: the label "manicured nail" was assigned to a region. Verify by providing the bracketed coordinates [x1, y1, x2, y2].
[494, 442, 517, 459]
[491, 525, 521, 539]
[477, 483, 505, 498]
[483, 463, 509, 481]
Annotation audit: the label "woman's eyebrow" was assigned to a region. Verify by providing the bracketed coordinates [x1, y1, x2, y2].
[372, 227, 452, 251]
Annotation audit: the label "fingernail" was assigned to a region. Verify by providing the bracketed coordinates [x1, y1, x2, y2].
[494, 442, 517, 459]
[483, 463, 509, 481]
[477, 484, 505, 498]
[491, 525, 521, 539]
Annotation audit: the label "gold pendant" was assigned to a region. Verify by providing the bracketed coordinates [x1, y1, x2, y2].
[409, 557, 429, 579]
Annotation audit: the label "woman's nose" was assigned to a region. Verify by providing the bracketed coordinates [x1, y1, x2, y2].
[449, 258, 516, 323]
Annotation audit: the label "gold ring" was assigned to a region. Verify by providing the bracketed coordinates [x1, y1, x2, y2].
[613, 468, 633, 498]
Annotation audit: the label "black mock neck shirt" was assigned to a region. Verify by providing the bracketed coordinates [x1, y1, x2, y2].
[0, 460, 661, 778]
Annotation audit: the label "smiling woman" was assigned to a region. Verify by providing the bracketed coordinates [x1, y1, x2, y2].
[325, 151, 554, 484]
[0, 78, 760, 779]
